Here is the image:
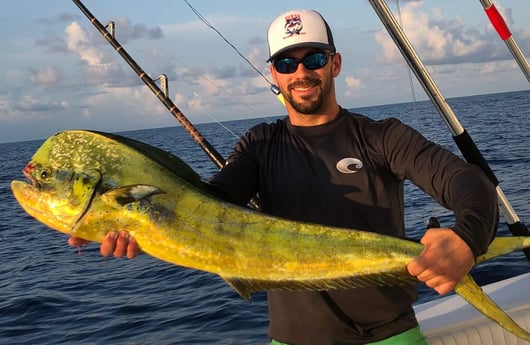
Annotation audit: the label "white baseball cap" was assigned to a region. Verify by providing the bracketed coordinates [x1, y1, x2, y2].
[267, 9, 335, 62]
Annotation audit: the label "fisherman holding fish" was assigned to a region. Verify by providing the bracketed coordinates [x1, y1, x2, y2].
[69, 9, 498, 345]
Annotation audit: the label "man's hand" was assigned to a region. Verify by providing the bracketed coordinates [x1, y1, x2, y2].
[407, 228, 474, 295]
[68, 231, 139, 259]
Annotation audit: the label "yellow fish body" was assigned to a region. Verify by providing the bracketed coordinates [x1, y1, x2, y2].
[11, 130, 530, 341]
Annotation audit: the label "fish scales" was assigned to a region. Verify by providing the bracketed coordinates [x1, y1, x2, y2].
[11, 130, 530, 341]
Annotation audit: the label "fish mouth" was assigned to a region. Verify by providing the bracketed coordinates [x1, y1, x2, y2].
[12, 161, 39, 196]
[22, 162, 40, 188]
[10, 180, 47, 221]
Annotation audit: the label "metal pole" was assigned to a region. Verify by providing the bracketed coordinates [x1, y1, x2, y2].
[368, 0, 530, 257]
[479, 0, 530, 84]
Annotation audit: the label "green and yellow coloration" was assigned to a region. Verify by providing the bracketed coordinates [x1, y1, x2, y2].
[11, 130, 530, 341]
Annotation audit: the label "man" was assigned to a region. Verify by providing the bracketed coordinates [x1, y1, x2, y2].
[70, 9, 497, 345]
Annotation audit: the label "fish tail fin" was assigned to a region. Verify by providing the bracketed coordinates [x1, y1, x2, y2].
[476, 236, 530, 264]
[455, 274, 530, 341]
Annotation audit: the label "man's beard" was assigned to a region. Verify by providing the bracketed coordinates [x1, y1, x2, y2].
[283, 78, 328, 114]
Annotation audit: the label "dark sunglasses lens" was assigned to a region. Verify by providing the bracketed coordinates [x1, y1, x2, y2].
[274, 52, 329, 74]
[303, 52, 327, 70]
[274, 59, 298, 74]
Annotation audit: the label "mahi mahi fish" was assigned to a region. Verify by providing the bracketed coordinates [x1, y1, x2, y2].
[11, 130, 530, 341]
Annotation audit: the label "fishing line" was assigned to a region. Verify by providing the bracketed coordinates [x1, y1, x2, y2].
[145, 38, 275, 132]
[183, 0, 285, 104]
[394, 0, 440, 228]
[161, 52, 265, 139]
[394, 0, 421, 131]
[183, 0, 274, 87]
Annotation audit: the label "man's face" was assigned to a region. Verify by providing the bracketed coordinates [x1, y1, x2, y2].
[270, 47, 340, 115]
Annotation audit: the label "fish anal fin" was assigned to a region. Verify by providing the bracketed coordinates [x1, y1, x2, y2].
[223, 278, 255, 301]
[101, 184, 165, 207]
[223, 271, 417, 301]
[455, 274, 530, 341]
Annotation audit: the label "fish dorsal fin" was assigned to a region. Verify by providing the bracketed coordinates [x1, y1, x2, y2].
[223, 271, 417, 300]
[101, 184, 165, 207]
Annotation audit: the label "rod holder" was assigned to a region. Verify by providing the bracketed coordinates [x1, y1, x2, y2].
[156, 74, 168, 98]
[105, 21, 115, 38]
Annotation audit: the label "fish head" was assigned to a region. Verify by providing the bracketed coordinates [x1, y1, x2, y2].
[11, 134, 102, 235]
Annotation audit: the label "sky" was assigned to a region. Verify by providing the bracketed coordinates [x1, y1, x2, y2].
[1, 0, 529, 143]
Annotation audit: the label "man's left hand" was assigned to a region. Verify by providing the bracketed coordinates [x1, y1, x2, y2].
[407, 228, 474, 295]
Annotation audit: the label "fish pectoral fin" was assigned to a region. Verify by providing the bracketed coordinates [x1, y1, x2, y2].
[101, 184, 165, 207]
[455, 274, 530, 341]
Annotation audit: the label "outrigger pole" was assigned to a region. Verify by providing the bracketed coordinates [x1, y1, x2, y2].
[368, 0, 530, 259]
[479, 0, 530, 84]
[71, 0, 226, 169]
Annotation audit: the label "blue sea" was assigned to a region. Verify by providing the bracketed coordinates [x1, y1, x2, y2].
[1, 90, 530, 344]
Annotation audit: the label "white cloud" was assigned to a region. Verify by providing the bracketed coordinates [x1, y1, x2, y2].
[110, 17, 163, 42]
[173, 92, 185, 106]
[80, 86, 167, 124]
[372, 1, 505, 65]
[197, 75, 229, 95]
[9, 94, 68, 117]
[65, 21, 106, 66]
[30, 66, 63, 86]
[188, 92, 208, 112]
[64, 21, 130, 87]
[345, 75, 362, 88]
[344, 75, 363, 97]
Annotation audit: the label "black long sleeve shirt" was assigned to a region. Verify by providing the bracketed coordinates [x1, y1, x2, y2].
[209, 108, 498, 344]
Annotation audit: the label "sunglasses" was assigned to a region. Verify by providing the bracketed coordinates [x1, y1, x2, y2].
[273, 51, 335, 74]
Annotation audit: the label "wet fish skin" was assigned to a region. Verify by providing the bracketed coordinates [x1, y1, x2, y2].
[10, 130, 530, 341]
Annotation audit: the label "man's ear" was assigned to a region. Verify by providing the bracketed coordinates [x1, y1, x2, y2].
[331, 53, 342, 77]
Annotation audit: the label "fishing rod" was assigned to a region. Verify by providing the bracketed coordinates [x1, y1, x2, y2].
[368, 0, 530, 259]
[71, 0, 225, 169]
[479, 0, 530, 84]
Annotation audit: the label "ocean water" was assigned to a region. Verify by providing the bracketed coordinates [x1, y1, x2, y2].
[1, 90, 530, 344]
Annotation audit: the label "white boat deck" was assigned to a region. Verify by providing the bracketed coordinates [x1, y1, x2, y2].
[414, 272, 530, 344]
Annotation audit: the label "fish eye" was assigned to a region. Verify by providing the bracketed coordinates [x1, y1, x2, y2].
[37, 168, 53, 181]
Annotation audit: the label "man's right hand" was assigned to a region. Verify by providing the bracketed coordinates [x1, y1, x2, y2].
[68, 231, 139, 259]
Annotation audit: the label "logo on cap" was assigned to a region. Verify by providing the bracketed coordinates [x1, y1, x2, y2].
[284, 14, 304, 37]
